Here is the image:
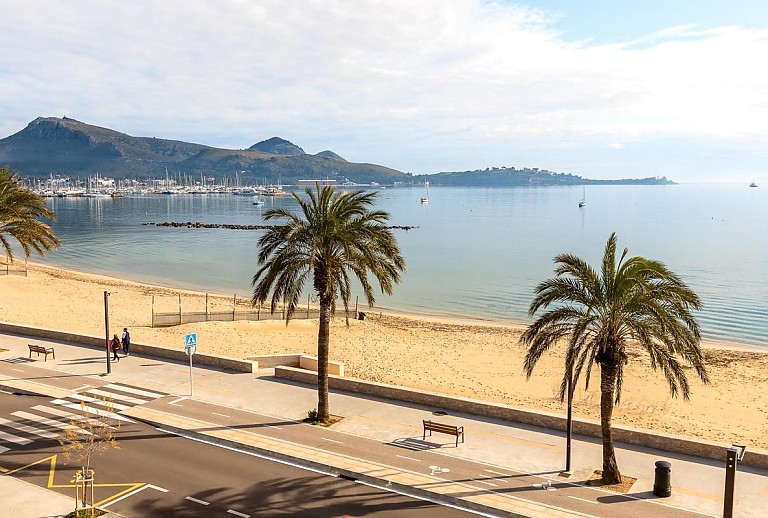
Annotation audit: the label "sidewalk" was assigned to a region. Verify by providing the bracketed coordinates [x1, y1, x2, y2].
[1, 331, 765, 517]
[0, 473, 72, 518]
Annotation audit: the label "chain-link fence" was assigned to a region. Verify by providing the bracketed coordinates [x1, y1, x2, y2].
[152, 306, 325, 327]
[150, 293, 342, 327]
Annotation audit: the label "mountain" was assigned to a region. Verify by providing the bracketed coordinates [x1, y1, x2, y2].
[248, 137, 305, 155]
[315, 150, 346, 161]
[0, 117, 404, 184]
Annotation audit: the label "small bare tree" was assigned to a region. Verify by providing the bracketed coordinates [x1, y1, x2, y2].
[58, 395, 121, 517]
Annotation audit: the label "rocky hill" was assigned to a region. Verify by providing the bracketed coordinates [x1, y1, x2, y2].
[0, 117, 405, 184]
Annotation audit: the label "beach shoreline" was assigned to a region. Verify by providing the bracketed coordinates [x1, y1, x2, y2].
[2, 259, 767, 450]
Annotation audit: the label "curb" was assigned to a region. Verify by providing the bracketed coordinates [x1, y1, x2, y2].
[132, 416, 526, 518]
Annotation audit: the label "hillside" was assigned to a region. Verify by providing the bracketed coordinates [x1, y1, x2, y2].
[0, 117, 405, 184]
[414, 167, 675, 186]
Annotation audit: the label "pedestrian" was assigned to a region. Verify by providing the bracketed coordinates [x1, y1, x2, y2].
[109, 333, 121, 362]
[122, 327, 131, 356]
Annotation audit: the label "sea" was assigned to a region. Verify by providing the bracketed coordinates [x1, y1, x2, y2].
[36, 184, 767, 348]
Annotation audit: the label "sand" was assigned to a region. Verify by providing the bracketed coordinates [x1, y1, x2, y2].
[1, 260, 766, 450]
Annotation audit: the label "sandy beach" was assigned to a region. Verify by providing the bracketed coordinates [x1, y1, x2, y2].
[1, 260, 766, 450]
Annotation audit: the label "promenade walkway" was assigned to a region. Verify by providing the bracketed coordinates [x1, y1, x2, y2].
[0, 331, 765, 517]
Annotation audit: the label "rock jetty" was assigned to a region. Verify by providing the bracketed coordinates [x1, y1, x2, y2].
[145, 222, 418, 231]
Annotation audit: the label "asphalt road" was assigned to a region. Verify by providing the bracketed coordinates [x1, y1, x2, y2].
[0, 390, 478, 517]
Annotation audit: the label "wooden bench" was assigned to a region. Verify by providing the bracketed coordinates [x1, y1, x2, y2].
[422, 419, 464, 447]
[28, 344, 55, 361]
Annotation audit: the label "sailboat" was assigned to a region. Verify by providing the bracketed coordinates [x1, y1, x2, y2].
[578, 186, 586, 207]
[420, 180, 429, 204]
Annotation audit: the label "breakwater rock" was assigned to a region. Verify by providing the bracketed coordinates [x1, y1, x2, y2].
[144, 222, 418, 231]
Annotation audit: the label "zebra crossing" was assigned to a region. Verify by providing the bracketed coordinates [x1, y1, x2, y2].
[0, 382, 166, 455]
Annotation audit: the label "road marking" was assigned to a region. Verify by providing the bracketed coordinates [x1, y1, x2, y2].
[484, 468, 513, 477]
[321, 437, 343, 444]
[476, 474, 506, 484]
[12, 410, 89, 434]
[55, 394, 132, 411]
[87, 388, 148, 405]
[168, 396, 187, 406]
[73, 385, 92, 391]
[265, 424, 283, 430]
[12, 368, 24, 372]
[0, 428, 32, 445]
[212, 412, 230, 418]
[396, 455, 421, 462]
[103, 383, 166, 398]
[44, 401, 134, 423]
[470, 478, 499, 487]
[186, 496, 211, 505]
[100, 483, 168, 508]
[569, 496, 598, 504]
[227, 510, 249, 518]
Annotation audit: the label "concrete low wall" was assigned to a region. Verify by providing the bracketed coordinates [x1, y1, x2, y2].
[0, 322, 256, 373]
[248, 354, 344, 376]
[248, 354, 302, 369]
[299, 355, 344, 376]
[274, 365, 768, 470]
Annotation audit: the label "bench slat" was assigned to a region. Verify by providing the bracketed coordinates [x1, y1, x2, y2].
[28, 344, 55, 361]
[422, 420, 464, 446]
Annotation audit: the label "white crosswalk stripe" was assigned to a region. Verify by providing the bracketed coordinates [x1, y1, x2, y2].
[31, 404, 122, 427]
[0, 416, 59, 440]
[11, 410, 91, 435]
[0, 428, 31, 445]
[43, 402, 134, 423]
[53, 394, 132, 411]
[102, 383, 165, 399]
[86, 388, 148, 405]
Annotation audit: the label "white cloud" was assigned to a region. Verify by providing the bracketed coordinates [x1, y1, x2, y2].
[0, 0, 767, 181]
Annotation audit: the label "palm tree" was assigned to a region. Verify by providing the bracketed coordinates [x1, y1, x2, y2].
[252, 184, 405, 421]
[0, 166, 60, 261]
[520, 233, 708, 484]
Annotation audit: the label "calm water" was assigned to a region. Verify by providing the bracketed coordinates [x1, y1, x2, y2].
[38, 184, 767, 347]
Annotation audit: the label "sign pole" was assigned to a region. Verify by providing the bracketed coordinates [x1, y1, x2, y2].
[185, 333, 197, 397]
[189, 349, 193, 397]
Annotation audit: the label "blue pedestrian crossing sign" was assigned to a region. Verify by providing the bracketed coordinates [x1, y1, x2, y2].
[185, 333, 197, 347]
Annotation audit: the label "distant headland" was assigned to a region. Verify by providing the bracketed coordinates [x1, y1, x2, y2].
[0, 116, 674, 186]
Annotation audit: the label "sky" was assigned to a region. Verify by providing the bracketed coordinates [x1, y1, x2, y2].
[1, 0, 767, 183]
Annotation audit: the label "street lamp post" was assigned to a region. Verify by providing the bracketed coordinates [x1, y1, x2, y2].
[565, 368, 573, 472]
[103, 291, 115, 375]
[724, 444, 746, 518]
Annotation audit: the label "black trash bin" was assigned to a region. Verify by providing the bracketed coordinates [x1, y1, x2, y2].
[653, 460, 672, 497]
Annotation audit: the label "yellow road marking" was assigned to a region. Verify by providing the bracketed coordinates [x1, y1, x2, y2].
[2, 453, 146, 507]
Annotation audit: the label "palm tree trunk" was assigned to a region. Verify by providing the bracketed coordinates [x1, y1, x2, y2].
[316, 297, 331, 421]
[600, 363, 622, 484]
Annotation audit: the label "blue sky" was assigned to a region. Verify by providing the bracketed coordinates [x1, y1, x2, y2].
[1, 0, 767, 183]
